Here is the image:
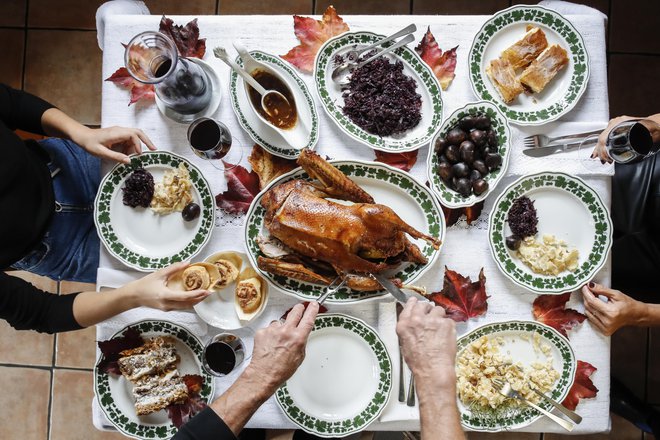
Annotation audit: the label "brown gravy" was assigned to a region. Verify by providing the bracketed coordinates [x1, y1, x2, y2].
[248, 69, 297, 130]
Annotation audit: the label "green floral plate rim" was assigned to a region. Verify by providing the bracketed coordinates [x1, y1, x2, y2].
[276, 313, 392, 438]
[94, 320, 215, 440]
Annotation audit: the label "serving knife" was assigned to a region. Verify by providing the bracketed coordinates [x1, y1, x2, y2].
[396, 303, 406, 402]
[522, 142, 581, 158]
[371, 273, 429, 304]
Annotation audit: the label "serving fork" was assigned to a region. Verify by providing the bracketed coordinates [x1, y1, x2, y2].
[317, 276, 347, 305]
[492, 378, 574, 431]
[523, 129, 604, 149]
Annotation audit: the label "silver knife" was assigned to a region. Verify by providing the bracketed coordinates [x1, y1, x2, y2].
[523, 141, 581, 158]
[372, 273, 429, 304]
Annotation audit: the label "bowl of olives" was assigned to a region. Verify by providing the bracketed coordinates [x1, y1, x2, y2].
[426, 101, 511, 208]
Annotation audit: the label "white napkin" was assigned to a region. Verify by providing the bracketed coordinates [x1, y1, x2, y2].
[96, 0, 150, 50]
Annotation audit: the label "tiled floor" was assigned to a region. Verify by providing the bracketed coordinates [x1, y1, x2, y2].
[1, 0, 659, 439]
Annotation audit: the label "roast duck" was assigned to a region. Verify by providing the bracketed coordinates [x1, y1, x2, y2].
[256, 149, 441, 292]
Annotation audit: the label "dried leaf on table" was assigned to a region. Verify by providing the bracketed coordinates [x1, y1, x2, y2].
[374, 150, 419, 172]
[248, 144, 298, 189]
[159, 16, 206, 58]
[532, 292, 586, 338]
[441, 201, 485, 227]
[215, 163, 261, 215]
[561, 360, 598, 411]
[97, 327, 144, 375]
[166, 375, 207, 429]
[281, 301, 328, 321]
[281, 6, 350, 73]
[428, 267, 488, 322]
[105, 67, 156, 106]
[415, 27, 458, 91]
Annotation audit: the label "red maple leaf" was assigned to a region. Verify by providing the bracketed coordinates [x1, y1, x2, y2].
[415, 27, 458, 91]
[428, 267, 488, 322]
[97, 327, 144, 375]
[159, 16, 206, 58]
[374, 150, 419, 172]
[281, 6, 349, 73]
[562, 360, 598, 411]
[105, 67, 156, 106]
[215, 163, 261, 214]
[533, 293, 587, 338]
[441, 202, 484, 227]
[281, 301, 328, 321]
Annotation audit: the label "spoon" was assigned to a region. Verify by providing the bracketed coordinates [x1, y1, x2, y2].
[335, 34, 416, 86]
[213, 46, 290, 118]
[331, 24, 417, 84]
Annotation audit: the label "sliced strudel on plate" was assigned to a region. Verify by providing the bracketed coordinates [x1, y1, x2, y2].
[486, 58, 524, 104]
[519, 44, 569, 93]
[500, 25, 549, 70]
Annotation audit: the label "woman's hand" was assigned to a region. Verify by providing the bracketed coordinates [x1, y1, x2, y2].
[591, 115, 637, 163]
[73, 125, 156, 163]
[119, 262, 211, 311]
[581, 282, 646, 335]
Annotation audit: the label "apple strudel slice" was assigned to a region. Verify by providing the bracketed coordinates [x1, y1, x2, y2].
[486, 58, 524, 104]
[500, 25, 549, 70]
[519, 44, 569, 93]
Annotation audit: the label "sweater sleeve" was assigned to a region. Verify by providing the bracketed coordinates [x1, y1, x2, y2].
[172, 407, 238, 440]
[0, 83, 55, 135]
[0, 272, 83, 334]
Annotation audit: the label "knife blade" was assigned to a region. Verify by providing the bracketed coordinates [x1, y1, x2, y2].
[523, 141, 581, 158]
[372, 273, 429, 304]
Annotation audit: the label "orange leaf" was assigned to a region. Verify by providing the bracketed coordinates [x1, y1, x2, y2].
[281, 6, 349, 73]
[562, 360, 598, 410]
[374, 150, 418, 172]
[440, 202, 485, 227]
[428, 267, 488, 322]
[532, 293, 586, 338]
[105, 67, 156, 106]
[415, 27, 457, 91]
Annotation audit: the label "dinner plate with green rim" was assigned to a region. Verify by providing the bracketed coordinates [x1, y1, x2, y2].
[228, 50, 319, 159]
[488, 172, 612, 294]
[427, 101, 511, 208]
[94, 151, 215, 271]
[469, 5, 590, 126]
[314, 31, 443, 152]
[456, 320, 576, 432]
[276, 313, 391, 438]
[94, 320, 215, 440]
[244, 160, 445, 303]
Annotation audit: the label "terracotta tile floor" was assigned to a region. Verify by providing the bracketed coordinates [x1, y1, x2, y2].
[1, 0, 659, 438]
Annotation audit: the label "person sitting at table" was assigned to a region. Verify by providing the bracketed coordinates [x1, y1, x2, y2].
[1, 83, 211, 334]
[173, 299, 465, 440]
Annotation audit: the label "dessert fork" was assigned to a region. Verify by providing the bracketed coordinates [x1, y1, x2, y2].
[492, 378, 574, 431]
[523, 129, 604, 149]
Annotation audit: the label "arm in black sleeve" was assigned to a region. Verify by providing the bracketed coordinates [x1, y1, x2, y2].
[0, 272, 83, 334]
[172, 407, 237, 440]
[0, 83, 55, 135]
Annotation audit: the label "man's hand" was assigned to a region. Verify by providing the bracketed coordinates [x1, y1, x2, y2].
[581, 282, 646, 336]
[74, 125, 156, 163]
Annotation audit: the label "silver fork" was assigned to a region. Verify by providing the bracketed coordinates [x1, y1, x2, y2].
[317, 276, 347, 305]
[523, 129, 604, 149]
[492, 378, 574, 431]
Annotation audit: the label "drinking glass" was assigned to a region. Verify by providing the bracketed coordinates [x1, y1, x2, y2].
[187, 118, 244, 170]
[125, 31, 212, 115]
[578, 119, 660, 171]
[202, 332, 252, 377]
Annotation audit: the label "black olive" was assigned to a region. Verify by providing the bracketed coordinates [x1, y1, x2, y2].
[475, 115, 491, 130]
[455, 178, 472, 197]
[434, 137, 448, 155]
[182, 202, 201, 221]
[487, 129, 499, 149]
[470, 129, 488, 147]
[485, 153, 503, 170]
[437, 161, 453, 183]
[459, 141, 476, 165]
[445, 144, 460, 163]
[469, 169, 482, 182]
[506, 235, 522, 251]
[438, 154, 449, 164]
[446, 128, 468, 145]
[473, 178, 489, 196]
[452, 162, 470, 178]
[458, 116, 477, 131]
[473, 159, 488, 175]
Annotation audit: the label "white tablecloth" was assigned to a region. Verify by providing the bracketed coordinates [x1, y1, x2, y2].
[95, 7, 611, 434]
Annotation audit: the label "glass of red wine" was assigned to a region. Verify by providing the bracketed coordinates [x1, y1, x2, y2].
[187, 117, 244, 170]
[203, 331, 253, 377]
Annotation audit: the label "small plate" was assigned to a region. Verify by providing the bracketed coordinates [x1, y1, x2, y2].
[488, 172, 612, 294]
[94, 151, 215, 271]
[276, 314, 391, 438]
[468, 5, 590, 125]
[427, 101, 511, 208]
[94, 320, 215, 440]
[193, 251, 268, 330]
[229, 50, 319, 159]
[314, 31, 443, 152]
[456, 320, 576, 432]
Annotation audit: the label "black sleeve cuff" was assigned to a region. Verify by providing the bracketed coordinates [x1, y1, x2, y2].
[172, 407, 237, 440]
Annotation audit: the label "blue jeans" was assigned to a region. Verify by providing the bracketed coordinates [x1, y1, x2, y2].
[13, 139, 101, 283]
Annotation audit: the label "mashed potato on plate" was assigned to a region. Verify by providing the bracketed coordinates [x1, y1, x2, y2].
[516, 234, 579, 276]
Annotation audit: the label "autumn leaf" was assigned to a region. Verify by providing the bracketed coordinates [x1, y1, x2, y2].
[428, 267, 488, 322]
[159, 16, 206, 58]
[281, 301, 328, 321]
[415, 27, 458, 91]
[562, 360, 598, 411]
[105, 67, 156, 106]
[441, 202, 485, 227]
[281, 6, 349, 73]
[215, 163, 261, 214]
[97, 327, 144, 375]
[374, 150, 419, 172]
[533, 293, 586, 338]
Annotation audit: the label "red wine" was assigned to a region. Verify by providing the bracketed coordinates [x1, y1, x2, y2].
[154, 58, 172, 78]
[204, 342, 237, 375]
[190, 119, 222, 151]
[629, 122, 653, 155]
